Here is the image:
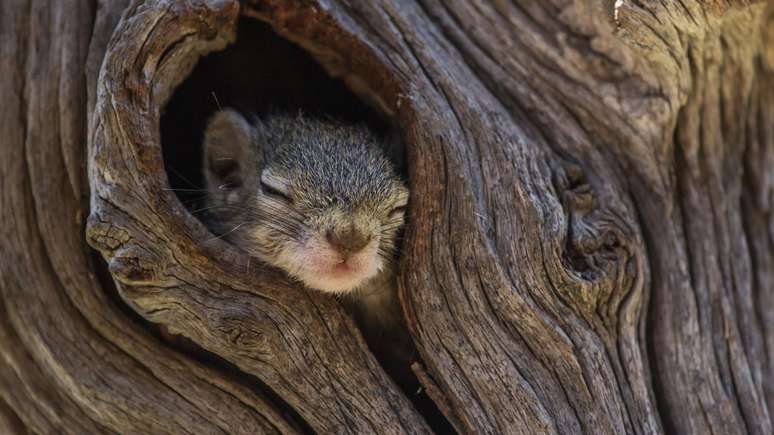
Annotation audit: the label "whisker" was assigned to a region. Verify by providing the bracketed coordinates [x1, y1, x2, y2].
[163, 187, 209, 192]
[211, 91, 222, 110]
[189, 204, 251, 215]
[180, 199, 208, 208]
[204, 222, 246, 242]
[167, 166, 199, 189]
[257, 202, 307, 220]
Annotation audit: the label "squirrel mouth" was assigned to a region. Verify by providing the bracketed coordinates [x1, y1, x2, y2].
[324, 261, 364, 278]
[332, 261, 355, 272]
[287, 237, 381, 293]
[300, 255, 380, 293]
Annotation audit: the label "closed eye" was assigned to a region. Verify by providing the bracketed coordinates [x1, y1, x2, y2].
[389, 205, 407, 217]
[260, 180, 292, 202]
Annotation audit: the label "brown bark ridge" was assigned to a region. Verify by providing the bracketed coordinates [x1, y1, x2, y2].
[0, 0, 769, 433]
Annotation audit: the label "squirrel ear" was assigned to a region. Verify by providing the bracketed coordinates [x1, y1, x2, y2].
[202, 109, 257, 195]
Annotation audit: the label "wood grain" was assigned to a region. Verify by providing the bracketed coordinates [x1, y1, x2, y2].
[0, 0, 770, 433]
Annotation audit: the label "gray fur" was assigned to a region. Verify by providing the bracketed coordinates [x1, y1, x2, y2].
[201, 109, 409, 332]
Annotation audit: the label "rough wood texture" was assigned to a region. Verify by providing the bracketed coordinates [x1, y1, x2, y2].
[0, 0, 772, 433]
[2, 1, 299, 434]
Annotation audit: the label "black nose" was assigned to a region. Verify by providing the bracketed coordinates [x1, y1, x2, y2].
[326, 225, 371, 257]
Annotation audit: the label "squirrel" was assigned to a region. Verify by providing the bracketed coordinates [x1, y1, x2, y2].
[200, 109, 413, 364]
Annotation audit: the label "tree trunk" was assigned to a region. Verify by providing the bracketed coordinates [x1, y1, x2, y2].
[1, 0, 772, 433]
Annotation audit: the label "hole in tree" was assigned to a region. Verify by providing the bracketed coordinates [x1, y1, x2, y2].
[161, 18, 393, 208]
[160, 17, 454, 433]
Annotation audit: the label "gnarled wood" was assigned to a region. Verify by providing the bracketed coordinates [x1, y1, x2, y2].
[86, 1, 429, 433]
[2, 0, 299, 433]
[0, 0, 772, 434]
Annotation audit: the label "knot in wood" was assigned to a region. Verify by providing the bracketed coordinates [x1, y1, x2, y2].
[552, 162, 631, 282]
[549, 160, 640, 321]
[553, 162, 595, 214]
[565, 210, 628, 280]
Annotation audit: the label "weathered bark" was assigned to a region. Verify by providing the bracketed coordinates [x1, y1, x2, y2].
[0, 0, 772, 434]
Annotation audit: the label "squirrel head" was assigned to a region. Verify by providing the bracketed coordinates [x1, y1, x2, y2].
[202, 109, 408, 293]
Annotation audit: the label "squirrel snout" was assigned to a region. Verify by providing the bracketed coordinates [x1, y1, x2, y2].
[326, 225, 372, 258]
